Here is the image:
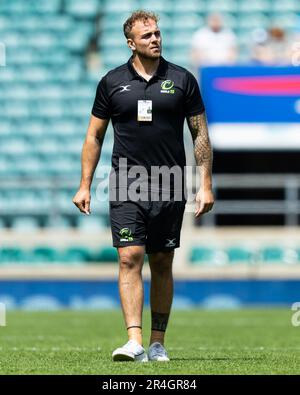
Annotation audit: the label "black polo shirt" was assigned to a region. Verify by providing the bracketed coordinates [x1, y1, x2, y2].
[91, 56, 205, 192]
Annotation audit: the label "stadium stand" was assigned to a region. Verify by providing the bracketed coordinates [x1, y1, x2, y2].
[0, 0, 300, 269]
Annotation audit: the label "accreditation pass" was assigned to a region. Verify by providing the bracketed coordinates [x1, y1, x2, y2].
[138, 100, 152, 121]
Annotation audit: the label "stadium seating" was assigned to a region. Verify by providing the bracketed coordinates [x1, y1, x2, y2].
[0, 245, 119, 264]
[0, 0, 298, 231]
[226, 246, 255, 264]
[189, 245, 300, 265]
[1, 244, 298, 266]
[190, 246, 229, 266]
[96, 0, 298, 69]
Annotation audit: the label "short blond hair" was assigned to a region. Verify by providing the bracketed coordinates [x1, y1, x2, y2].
[123, 10, 159, 39]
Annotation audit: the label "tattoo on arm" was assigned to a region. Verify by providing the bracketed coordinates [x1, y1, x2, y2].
[187, 112, 213, 180]
[151, 311, 170, 332]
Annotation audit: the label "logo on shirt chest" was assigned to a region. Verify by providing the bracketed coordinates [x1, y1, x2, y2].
[160, 80, 175, 94]
[119, 85, 131, 92]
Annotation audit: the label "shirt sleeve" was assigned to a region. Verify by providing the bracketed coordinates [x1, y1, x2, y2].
[184, 71, 205, 117]
[91, 76, 111, 119]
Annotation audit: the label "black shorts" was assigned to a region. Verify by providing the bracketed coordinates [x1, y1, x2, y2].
[109, 197, 186, 254]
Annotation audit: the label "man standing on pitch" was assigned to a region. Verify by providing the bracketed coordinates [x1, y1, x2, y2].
[73, 10, 214, 362]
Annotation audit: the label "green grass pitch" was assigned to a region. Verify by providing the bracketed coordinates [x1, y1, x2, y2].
[0, 309, 299, 374]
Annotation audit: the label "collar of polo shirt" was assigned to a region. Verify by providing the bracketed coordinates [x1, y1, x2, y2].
[126, 56, 168, 81]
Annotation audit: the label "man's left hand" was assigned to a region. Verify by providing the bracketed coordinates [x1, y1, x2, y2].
[195, 188, 214, 217]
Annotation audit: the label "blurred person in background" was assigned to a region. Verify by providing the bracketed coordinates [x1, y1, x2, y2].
[85, 36, 102, 75]
[73, 10, 214, 363]
[85, 14, 102, 75]
[291, 16, 300, 66]
[251, 26, 292, 65]
[190, 13, 237, 69]
[250, 28, 269, 65]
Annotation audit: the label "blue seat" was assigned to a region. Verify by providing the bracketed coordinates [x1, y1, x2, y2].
[45, 215, 71, 229]
[93, 246, 118, 263]
[238, 0, 271, 13]
[270, 13, 299, 30]
[272, 0, 300, 13]
[11, 217, 40, 230]
[173, 0, 205, 13]
[0, 218, 6, 229]
[66, 0, 100, 18]
[99, 32, 125, 49]
[226, 246, 255, 264]
[190, 246, 228, 266]
[0, 247, 24, 264]
[77, 215, 107, 231]
[260, 247, 284, 263]
[103, 1, 139, 13]
[62, 246, 93, 263]
[237, 13, 269, 30]
[171, 14, 203, 30]
[100, 48, 131, 68]
[31, 246, 61, 263]
[101, 14, 132, 30]
[169, 45, 192, 69]
[206, 0, 237, 13]
[143, 2, 172, 13]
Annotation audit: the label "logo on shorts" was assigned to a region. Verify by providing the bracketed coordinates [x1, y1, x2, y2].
[160, 80, 175, 94]
[119, 228, 134, 242]
[165, 238, 176, 247]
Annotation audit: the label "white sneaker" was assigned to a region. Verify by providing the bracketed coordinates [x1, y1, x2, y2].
[112, 340, 148, 362]
[148, 342, 170, 362]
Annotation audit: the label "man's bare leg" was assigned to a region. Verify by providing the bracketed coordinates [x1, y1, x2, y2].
[118, 245, 145, 346]
[148, 251, 174, 346]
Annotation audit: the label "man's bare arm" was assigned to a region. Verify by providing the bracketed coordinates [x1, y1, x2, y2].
[187, 112, 214, 217]
[73, 115, 109, 214]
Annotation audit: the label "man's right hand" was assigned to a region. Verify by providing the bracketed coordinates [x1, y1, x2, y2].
[72, 188, 91, 215]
